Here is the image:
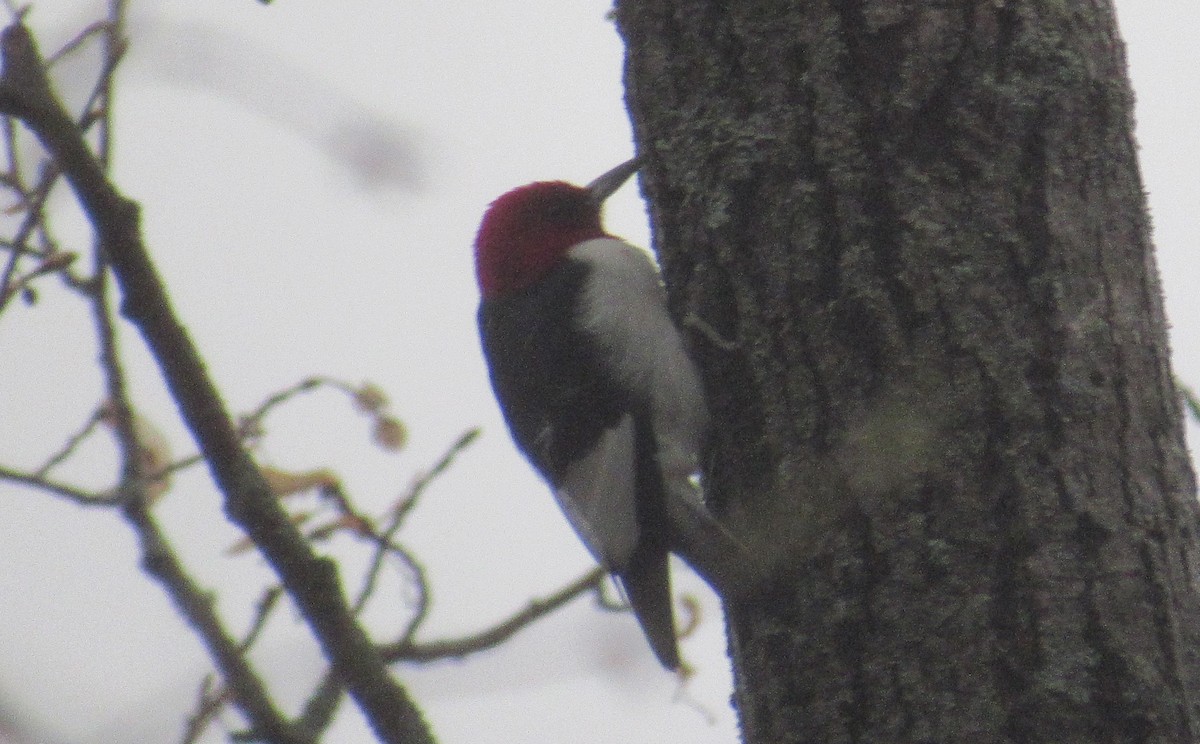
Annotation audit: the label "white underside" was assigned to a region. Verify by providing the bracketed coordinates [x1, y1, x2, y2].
[567, 237, 709, 463]
[554, 239, 709, 569]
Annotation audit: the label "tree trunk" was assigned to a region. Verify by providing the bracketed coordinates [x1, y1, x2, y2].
[616, 2, 1200, 742]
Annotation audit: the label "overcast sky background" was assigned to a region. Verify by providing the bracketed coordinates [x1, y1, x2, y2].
[0, 2, 1197, 743]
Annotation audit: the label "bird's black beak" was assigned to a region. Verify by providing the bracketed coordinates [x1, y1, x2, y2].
[587, 157, 640, 203]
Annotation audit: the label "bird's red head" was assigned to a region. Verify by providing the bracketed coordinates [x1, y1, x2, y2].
[475, 181, 603, 299]
[474, 158, 639, 300]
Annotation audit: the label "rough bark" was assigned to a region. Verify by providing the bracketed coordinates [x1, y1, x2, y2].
[616, 1, 1200, 742]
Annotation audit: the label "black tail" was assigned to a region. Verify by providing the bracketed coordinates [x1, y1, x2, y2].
[619, 545, 679, 669]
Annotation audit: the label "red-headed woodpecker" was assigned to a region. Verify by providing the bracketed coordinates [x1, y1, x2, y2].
[475, 159, 744, 669]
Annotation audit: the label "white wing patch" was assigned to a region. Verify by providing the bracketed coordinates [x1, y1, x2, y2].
[554, 413, 640, 572]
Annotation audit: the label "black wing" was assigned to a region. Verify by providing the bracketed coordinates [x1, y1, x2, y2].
[479, 258, 648, 569]
[479, 259, 630, 484]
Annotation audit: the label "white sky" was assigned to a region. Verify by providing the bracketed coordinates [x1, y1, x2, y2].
[0, 1, 1197, 743]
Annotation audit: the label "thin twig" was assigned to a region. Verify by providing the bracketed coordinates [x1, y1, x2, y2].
[394, 427, 481, 525]
[0, 464, 116, 505]
[0, 22, 433, 744]
[180, 675, 229, 744]
[238, 586, 284, 653]
[183, 584, 287, 744]
[44, 19, 110, 67]
[0, 24, 127, 314]
[34, 406, 103, 477]
[235, 376, 322, 439]
[123, 498, 308, 744]
[357, 428, 479, 612]
[0, 234, 20, 310]
[295, 568, 604, 738]
[152, 451, 206, 480]
[293, 430, 477, 738]
[93, 2, 124, 171]
[383, 567, 607, 663]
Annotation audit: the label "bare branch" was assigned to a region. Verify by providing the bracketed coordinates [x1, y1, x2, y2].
[239, 586, 284, 653]
[181, 675, 229, 744]
[34, 407, 103, 477]
[384, 567, 607, 663]
[294, 673, 343, 743]
[290, 429, 478, 739]
[0, 464, 116, 505]
[295, 567, 604, 739]
[123, 499, 307, 744]
[0, 21, 433, 744]
[356, 428, 480, 638]
[44, 19, 111, 67]
[182, 585, 287, 744]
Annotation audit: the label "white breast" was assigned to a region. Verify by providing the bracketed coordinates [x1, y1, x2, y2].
[567, 238, 709, 479]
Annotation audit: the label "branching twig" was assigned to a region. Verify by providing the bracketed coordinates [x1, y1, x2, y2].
[357, 427, 479, 618]
[147, 377, 373, 485]
[235, 377, 322, 439]
[239, 586, 284, 653]
[34, 407, 103, 477]
[181, 675, 229, 744]
[0, 18, 126, 314]
[0, 21, 432, 744]
[182, 584, 288, 744]
[0, 463, 116, 505]
[294, 567, 605, 739]
[385, 540, 431, 642]
[67, 23, 265, 740]
[293, 429, 478, 738]
[124, 499, 307, 744]
[383, 567, 607, 663]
